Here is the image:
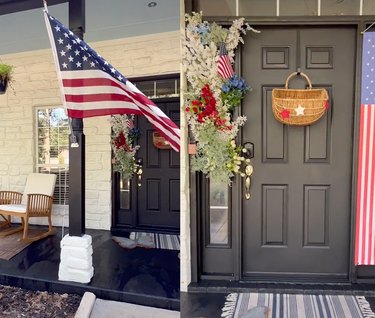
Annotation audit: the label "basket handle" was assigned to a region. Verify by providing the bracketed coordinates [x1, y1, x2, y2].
[285, 72, 312, 89]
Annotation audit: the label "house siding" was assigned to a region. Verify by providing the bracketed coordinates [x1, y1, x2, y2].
[0, 30, 180, 230]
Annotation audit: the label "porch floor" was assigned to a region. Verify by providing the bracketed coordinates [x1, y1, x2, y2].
[0, 226, 180, 311]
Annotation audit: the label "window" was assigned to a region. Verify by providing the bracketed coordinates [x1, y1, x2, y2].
[134, 77, 180, 99]
[36, 107, 69, 205]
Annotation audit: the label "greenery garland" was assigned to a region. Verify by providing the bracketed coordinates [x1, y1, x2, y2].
[183, 12, 257, 184]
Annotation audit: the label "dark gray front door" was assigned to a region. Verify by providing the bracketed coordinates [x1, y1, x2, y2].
[137, 101, 180, 230]
[112, 100, 180, 233]
[241, 26, 355, 279]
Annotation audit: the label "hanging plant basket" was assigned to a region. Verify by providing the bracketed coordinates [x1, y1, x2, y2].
[0, 78, 9, 94]
[272, 72, 329, 126]
[0, 64, 14, 95]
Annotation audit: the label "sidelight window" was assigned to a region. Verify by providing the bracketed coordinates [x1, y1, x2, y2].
[209, 181, 230, 245]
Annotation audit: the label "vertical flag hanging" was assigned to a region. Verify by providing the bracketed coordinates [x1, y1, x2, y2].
[43, 11, 180, 152]
[217, 42, 234, 79]
[355, 31, 375, 265]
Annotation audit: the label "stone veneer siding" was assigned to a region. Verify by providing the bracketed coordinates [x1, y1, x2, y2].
[0, 31, 179, 230]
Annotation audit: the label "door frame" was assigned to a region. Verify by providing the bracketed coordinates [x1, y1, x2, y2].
[111, 96, 181, 236]
[189, 16, 373, 284]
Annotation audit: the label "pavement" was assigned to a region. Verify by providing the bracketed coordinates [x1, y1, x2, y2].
[75, 292, 180, 318]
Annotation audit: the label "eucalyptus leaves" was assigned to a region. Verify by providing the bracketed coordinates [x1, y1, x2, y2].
[183, 12, 256, 184]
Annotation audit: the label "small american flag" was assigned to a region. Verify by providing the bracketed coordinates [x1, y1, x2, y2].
[355, 31, 375, 265]
[44, 11, 180, 152]
[217, 42, 234, 79]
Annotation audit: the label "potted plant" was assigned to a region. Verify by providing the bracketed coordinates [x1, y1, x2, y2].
[0, 63, 13, 94]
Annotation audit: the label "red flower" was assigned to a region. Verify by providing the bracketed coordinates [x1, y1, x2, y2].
[215, 117, 226, 127]
[185, 107, 190, 112]
[325, 100, 329, 110]
[197, 113, 204, 123]
[114, 131, 132, 152]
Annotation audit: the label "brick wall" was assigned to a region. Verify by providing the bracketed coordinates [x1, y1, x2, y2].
[0, 31, 179, 230]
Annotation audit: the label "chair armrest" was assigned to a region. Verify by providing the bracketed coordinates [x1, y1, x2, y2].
[0, 191, 22, 204]
[26, 194, 54, 217]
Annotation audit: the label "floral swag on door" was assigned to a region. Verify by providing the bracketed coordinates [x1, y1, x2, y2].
[183, 12, 258, 184]
[110, 115, 141, 179]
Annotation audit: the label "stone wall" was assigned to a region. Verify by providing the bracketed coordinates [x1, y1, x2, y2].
[0, 31, 179, 230]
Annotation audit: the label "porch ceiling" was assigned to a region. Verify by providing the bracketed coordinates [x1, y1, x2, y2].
[0, 0, 67, 15]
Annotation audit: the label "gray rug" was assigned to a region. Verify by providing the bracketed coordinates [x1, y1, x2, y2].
[129, 232, 180, 250]
[113, 232, 180, 251]
[222, 293, 375, 318]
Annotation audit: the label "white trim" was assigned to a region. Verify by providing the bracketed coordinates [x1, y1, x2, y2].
[236, 0, 239, 16]
[276, 0, 280, 16]
[318, 0, 321, 16]
[360, 0, 363, 15]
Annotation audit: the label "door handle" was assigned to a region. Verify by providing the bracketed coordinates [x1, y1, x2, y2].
[244, 164, 253, 200]
[242, 142, 254, 200]
[136, 158, 143, 187]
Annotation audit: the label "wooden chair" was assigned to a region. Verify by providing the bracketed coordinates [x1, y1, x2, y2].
[0, 173, 57, 242]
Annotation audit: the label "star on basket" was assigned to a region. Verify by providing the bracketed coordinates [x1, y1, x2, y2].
[280, 109, 290, 119]
[325, 100, 329, 110]
[295, 105, 305, 116]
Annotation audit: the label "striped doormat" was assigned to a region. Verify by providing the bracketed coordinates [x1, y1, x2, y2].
[222, 293, 375, 318]
[129, 232, 180, 251]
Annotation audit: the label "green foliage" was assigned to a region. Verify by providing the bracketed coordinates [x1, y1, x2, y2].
[0, 64, 13, 84]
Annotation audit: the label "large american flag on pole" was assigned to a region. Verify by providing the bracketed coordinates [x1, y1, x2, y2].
[44, 11, 180, 152]
[355, 31, 375, 265]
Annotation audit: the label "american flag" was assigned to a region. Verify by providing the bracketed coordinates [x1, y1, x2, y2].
[217, 42, 234, 79]
[44, 12, 180, 152]
[355, 31, 375, 265]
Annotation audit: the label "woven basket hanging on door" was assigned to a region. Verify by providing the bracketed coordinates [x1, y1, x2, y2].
[272, 72, 329, 126]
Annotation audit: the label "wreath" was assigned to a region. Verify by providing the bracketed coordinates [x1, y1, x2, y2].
[183, 12, 258, 184]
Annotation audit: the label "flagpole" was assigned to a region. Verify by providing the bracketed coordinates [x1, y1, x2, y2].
[43, 0, 48, 12]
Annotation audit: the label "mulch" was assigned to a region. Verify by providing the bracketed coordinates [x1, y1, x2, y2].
[0, 284, 81, 317]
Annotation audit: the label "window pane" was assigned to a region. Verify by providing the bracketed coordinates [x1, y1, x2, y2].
[196, 0, 236, 16]
[156, 79, 178, 97]
[239, 0, 276, 16]
[136, 81, 155, 97]
[364, 0, 375, 14]
[209, 181, 229, 244]
[120, 175, 131, 210]
[321, 0, 359, 15]
[280, 0, 317, 16]
[36, 106, 69, 205]
[38, 167, 69, 205]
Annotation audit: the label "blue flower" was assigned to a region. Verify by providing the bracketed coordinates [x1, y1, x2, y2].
[222, 83, 230, 93]
[129, 127, 141, 139]
[196, 24, 210, 35]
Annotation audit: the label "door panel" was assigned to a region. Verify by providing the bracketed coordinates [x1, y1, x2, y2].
[241, 26, 355, 279]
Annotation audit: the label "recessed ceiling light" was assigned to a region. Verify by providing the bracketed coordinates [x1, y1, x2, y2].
[148, 1, 157, 7]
